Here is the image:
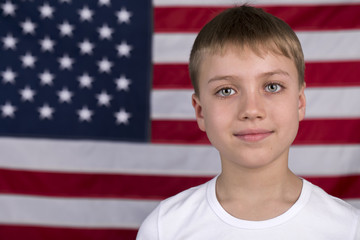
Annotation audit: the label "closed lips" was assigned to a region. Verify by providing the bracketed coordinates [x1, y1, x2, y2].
[234, 129, 274, 141]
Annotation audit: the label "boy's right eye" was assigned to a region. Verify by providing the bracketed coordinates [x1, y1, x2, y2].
[216, 88, 235, 97]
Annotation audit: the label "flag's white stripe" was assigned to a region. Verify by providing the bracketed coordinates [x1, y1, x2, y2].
[299, 31, 360, 62]
[154, 0, 360, 6]
[151, 87, 360, 120]
[0, 137, 221, 175]
[304, 87, 360, 119]
[0, 194, 158, 228]
[289, 145, 360, 176]
[0, 137, 360, 176]
[153, 31, 360, 63]
[151, 90, 194, 120]
[0, 194, 357, 229]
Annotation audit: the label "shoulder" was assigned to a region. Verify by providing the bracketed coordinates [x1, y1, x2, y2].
[136, 204, 159, 240]
[160, 179, 209, 211]
[305, 180, 360, 237]
[136, 178, 213, 239]
[308, 180, 358, 216]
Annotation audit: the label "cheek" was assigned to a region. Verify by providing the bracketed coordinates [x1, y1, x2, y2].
[204, 102, 234, 123]
[272, 100, 301, 134]
[273, 94, 300, 115]
[202, 104, 233, 136]
[203, 110, 224, 131]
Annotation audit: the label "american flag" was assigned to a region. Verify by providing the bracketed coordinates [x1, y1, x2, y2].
[0, 0, 359, 239]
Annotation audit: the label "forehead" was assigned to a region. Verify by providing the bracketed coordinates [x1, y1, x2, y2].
[197, 45, 298, 82]
[201, 41, 287, 60]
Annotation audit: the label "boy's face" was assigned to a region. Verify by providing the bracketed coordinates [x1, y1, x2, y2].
[192, 46, 306, 170]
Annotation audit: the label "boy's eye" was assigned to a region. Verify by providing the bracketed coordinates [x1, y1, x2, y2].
[217, 88, 235, 97]
[265, 83, 282, 93]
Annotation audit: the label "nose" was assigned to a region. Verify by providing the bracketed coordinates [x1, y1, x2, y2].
[238, 91, 266, 121]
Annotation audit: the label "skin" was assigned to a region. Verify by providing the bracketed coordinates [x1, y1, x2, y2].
[192, 46, 306, 221]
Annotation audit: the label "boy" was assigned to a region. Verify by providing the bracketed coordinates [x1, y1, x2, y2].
[137, 5, 360, 239]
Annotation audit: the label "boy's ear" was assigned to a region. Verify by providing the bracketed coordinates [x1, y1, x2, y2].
[298, 83, 306, 121]
[192, 94, 206, 132]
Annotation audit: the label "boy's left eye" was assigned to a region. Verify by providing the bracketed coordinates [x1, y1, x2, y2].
[265, 83, 282, 93]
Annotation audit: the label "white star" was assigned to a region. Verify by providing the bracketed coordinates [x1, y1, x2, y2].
[1, 102, 16, 118]
[78, 39, 94, 55]
[77, 106, 93, 122]
[98, 0, 110, 6]
[116, 8, 132, 24]
[116, 41, 132, 57]
[20, 19, 36, 35]
[96, 90, 112, 107]
[78, 6, 93, 22]
[58, 21, 74, 37]
[1, 1, 16, 16]
[114, 108, 131, 125]
[78, 73, 93, 88]
[19, 86, 36, 102]
[57, 87, 73, 103]
[115, 75, 131, 91]
[39, 70, 54, 86]
[2, 34, 18, 50]
[39, 3, 54, 19]
[38, 103, 54, 120]
[20, 52, 37, 68]
[59, 0, 71, 3]
[98, 24, 113, 40]
[58, 54, 74, 70]
[97, 58, 113, 73]
[1, 68, 16, 84]
[39, 36, 55, 52]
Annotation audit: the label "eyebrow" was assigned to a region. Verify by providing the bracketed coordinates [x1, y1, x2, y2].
[207, 70, 291, 84]
[207, 75, 239, 84]
[259, 70, 290, 78]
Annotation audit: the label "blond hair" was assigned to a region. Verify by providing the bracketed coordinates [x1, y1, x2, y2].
[189, 5, 305, 96]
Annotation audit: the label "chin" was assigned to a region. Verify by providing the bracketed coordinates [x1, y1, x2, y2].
[221, 153, 275, 170]
[237, 158, 276, 170]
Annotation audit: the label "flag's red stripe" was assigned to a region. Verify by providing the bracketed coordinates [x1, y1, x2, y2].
[151, 120, 208, 144]
[151, 119, 360, 145]
[306, 175, 360, 199]
[153, 64, 191, 89]
[0, 168, 359, 200]
[305, 61, 360, 87]
[0, 225, 137, 240]
[0, 168, 210, 200]
[154, 5, 360, 33]
[296, 119, 360, 145]
[153, 61, 360, 89]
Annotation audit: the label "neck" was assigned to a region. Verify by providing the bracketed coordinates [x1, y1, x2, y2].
[217, 166, 298, 199]
[217, 149, 298, 196]
[216, 156, 303, 220]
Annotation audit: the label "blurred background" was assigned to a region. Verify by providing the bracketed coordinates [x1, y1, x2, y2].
[0, 0, 359, 239]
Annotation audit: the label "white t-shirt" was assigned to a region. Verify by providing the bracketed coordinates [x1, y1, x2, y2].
[137, 177, 360, 239]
